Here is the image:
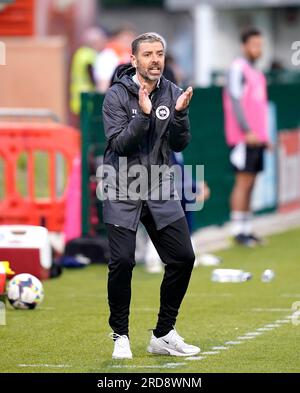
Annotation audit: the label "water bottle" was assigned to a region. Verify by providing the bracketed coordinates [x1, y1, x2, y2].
[211, 269, 252, 283]
[261, 269, 275, 282]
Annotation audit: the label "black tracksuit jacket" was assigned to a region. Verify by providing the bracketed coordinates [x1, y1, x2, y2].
[101, 64, 191, 231]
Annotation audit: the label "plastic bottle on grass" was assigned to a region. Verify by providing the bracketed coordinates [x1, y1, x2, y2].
[211, 269, 252, 283]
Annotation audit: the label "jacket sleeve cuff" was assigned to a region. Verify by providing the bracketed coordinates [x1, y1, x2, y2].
[139, 111, 151, 119]
[174, 108, 189, 118]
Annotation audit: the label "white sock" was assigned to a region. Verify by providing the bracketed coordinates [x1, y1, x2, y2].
[243, 212, 253, 235]
[230, 211, 247, 236]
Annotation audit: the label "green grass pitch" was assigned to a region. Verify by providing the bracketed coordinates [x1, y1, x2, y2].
[1, 227, 300, 373]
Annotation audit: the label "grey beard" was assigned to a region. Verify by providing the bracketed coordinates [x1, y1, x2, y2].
[138, 68, 161, 82]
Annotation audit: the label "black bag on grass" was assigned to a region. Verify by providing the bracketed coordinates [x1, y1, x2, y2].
[64, 236, 110, 264]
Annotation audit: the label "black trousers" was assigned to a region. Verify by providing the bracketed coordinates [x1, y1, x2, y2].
[106, 203, 195, 337]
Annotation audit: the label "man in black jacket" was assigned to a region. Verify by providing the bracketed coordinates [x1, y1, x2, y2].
[102, 32, 200, 359]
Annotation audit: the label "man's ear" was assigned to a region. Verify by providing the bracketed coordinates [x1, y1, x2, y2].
[130, 54, 137, 68]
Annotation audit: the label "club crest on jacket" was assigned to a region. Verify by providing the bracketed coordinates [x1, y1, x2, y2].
[156, 105, 170, 120]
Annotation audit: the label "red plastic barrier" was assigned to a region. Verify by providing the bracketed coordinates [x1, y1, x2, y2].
[0, 122, 81, 231]
[0, 0, 35, 36]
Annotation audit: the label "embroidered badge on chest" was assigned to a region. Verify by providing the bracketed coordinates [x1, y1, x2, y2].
[155, 105, 170, 120]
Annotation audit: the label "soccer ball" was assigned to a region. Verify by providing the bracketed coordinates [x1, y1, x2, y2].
[7, 273, 44, 310]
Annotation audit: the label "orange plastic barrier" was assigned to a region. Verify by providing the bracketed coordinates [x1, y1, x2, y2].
[0, 0, 34, 37]
[0, 122, 81, 231]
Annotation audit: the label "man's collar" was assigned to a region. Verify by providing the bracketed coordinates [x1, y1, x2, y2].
[132, 73, 141, 87]
[132, 73, 161, 88]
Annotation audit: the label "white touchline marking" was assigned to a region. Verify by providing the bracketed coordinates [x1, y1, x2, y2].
[245, 332, 263, 336]
[212, 346, 229, 350]
[18, 364, 71, 368]
[225, 341, 242, 345]
[256, 327, 274, 331]
[111, 363, 186, 369]
[186, 356, 206, 361]
[201, 351, 220, 355]
[275, 320, 290, 324]
[237, 336, 256, 340]
[111, 365, 135, 369]
[264, 324, 281, 328]
[165, 362, 187, 367]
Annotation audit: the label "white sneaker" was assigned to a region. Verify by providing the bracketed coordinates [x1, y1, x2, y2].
[109, 333, 133, 359]
[147, 329, 200, 357]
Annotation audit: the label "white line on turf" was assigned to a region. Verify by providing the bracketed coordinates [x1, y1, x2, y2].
[201, 351, 220, 355]
[184, 314, 294, 364]
[212, 346, 229, 350]
[256, 327, 274, 331]
[111, 363, 186, 369]
[244, 332, 263, 336]
[186, 356, 207, 361]
[18, 364, 71, 368]
[164, 363, 187, 367]
[225, 341, 242, 345]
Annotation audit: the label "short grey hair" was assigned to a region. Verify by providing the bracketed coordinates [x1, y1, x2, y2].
[131, 32, 166, 55]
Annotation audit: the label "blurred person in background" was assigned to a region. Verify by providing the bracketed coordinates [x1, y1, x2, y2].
[69, 27, 107, 125]
[223, 28, 270, 247]
[163, 53, 185, 87]
[94, 25, 136, 93]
